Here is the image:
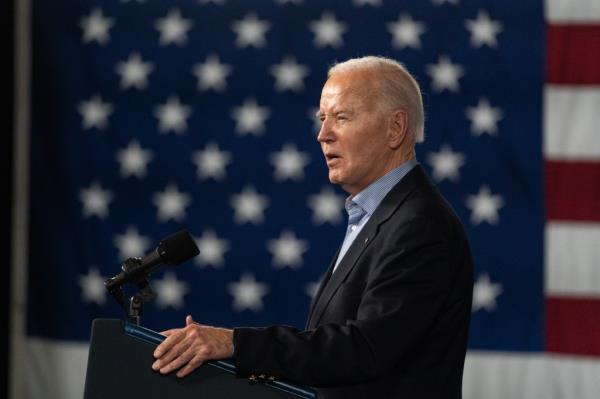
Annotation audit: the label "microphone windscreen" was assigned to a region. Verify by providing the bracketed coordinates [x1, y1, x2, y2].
[157, 230, 199, 265]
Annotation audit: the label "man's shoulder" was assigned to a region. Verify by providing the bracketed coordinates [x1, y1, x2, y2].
[382, 166, 465, 234]
[382, 165, 448, 214]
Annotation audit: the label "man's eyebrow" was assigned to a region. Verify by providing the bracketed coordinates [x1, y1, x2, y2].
[315, 109, 355, 119]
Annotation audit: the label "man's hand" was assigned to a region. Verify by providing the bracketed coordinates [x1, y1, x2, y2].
[152, 315, 234, 378]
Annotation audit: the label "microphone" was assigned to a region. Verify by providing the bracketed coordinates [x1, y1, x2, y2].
[105, 230, 199, 291]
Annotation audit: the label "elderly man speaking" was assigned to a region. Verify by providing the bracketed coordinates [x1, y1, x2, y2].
[151, 56, 474, 399]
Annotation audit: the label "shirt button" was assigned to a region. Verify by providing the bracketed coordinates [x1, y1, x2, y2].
[351, 225, 357, 231]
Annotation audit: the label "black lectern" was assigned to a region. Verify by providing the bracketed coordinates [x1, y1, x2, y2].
[83, 319, 315, 399]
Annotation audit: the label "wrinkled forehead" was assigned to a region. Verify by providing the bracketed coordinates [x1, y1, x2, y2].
[319, 76, 379, 111]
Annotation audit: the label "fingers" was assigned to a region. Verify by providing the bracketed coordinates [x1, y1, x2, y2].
[160, 329, 177, 337]
[152, 332, 209, 377]
[153, 341, 192, 371]
[161, 315, 195, 337]
[157, 345, 196, 375]
[151, 317, 218, 378]
[154, 329, 186, 359]
[175, 354, 205, 378]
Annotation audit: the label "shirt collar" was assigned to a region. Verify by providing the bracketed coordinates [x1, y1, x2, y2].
[347, 158, 418, 216]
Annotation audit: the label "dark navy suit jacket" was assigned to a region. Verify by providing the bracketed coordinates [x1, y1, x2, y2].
[233, 166, 474, 398]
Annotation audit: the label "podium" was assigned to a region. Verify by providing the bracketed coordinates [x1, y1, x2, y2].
[83, 319, 315, 399]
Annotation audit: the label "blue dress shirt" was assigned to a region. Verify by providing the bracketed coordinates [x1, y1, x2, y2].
[333, 159, 418, 273]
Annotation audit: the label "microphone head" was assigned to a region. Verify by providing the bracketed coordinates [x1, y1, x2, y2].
[157, 230, 199, 265]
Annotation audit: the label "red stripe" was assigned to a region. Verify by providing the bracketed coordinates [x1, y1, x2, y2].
[546, 24, 600, 85]
[546, 296, 600, 356]
[545, 160, 600, 222]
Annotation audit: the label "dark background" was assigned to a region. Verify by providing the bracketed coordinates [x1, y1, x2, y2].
[3, 0, 15, 397]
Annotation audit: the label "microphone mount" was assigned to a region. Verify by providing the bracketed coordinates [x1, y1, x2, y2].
[104, 230, 200, 325]
[106, 257, 157, 325]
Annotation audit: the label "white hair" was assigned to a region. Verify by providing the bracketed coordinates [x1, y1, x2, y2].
[328, 56, 425, 143]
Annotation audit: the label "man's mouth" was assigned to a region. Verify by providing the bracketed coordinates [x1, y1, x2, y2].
[325, 153, 341, 162]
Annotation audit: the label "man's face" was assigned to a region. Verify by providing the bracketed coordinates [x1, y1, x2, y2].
[317, 71, 393, 196]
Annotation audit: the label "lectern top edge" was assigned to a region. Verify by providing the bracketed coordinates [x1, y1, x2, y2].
[90, 319, 316, 399]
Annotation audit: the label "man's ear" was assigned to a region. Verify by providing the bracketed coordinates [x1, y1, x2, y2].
[388, 109, 408, 150]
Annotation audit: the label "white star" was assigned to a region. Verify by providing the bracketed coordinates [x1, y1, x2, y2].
[230, 186, 270, 225]
[309, 13, 348, 48]
[431, 0, 459, 5]
[307, 107, 321, 132]
[194, 229, 230, 268]
[426, 145, 465, 182]
[269, 143, 310, 181]
[78, 95, 113, 130]
[79, 8, 114, 45]
[472, 273, 502, 312]
[80, 181, 112, 219]
[115, 53, 154, 90]
[270, 56, 309, 92]
[154, 96, 192, 134]
[466, 185, 504, 225]
[426, 55, 464, 93]
[387, 14, 426, 49]
[154, 272, 189, 309]
[231, 13, 271, 48]
[466, 97, 503, 136]
[79, 267, 107, 305]
[465, 10, 503, 48]
[353, 0, 382, 6]
[267, 230, 309, 269]
[155, 9, 193, 46]
[231, 98, 270, 136]
[153, 184, 191, 222]
[116, 140, 153, 178]
[191, 142, 232, 181]
[114, 226, 151, 260]
[305, 281, 320, 299]
[308, 187, 345, 225]
[192, 55, 232, 92]
[228, 273, 269, 312]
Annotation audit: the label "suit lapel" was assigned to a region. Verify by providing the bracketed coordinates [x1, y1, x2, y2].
[306, 166, 428, 329]
[305, 246, 340, 328]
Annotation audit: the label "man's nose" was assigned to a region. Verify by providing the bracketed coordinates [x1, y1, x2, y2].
[317, 119, 333, 143]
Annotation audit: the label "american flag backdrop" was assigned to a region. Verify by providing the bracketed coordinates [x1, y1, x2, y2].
[12, 0, 600, 398]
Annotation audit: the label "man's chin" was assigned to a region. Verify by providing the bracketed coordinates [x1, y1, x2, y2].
[328, 172, 342, 186]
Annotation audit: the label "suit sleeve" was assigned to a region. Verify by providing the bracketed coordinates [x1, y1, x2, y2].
[233, 215, 458, 387]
